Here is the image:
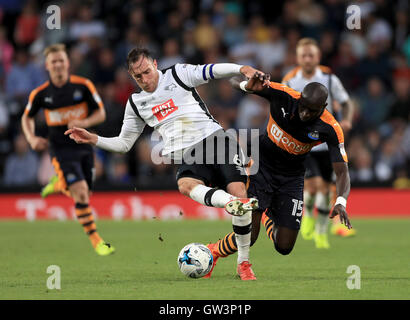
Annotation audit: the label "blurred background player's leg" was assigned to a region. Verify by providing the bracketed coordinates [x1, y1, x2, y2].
[48, 153, 115, 256]
[300, 177, 318, 240]
[41, 157, 72, 198]
[69, 180, 115, 256]
[41, 174, 71, 198]
[313, 190, 330, 249]
[310, 153, 331, 249]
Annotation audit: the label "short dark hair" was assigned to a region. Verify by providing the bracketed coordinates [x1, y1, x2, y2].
[301, 82, 328, 107]
[126, 47, 153, 70]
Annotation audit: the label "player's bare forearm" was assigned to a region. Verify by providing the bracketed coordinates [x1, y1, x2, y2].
[69, 108, 106, 129]
[239, 65, 265, 79]
[85, 108, 106, 127]
[340, 100, 354, 130]
[21, 113, 48, 151]
[21, 113, 35, 142]
[333, 162, 350, 199]
[331, 161, 352, 228]
[230, 72, 271, 93]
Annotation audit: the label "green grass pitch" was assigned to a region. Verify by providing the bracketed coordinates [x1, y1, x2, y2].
[0, 218, 409, 300]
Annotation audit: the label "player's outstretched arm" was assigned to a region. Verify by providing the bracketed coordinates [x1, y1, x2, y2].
[339, 100, 354, 133]
[230, 72, 271, 92]
[65, 127, 98, 145]
[330, 162, 352, 229]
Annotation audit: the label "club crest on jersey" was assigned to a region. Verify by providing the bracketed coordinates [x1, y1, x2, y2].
[73, 89, 83, 101]
[44, 96, 53, 104]
[308, 131, 319, 140]
[152, 99, 178, 121]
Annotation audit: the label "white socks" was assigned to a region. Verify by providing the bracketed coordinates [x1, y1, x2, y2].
[189, 184, 251, 264]
[233, 211, 252, 263]
[315, 192, 330, 234]
[189, 185, 235, 208]
[303, 191, 315, 218]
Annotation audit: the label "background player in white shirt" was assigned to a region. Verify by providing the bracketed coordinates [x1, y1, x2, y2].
[282, 38, 356, 248]
[65, 48, 270, 280]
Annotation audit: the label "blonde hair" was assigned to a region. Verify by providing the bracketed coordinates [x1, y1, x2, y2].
[43, 43, 67, 57]
[296, 38, 319, 49]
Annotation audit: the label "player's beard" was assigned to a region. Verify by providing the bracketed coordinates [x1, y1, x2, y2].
[51, 70, 68, 86]
[303, 65, 315, 76]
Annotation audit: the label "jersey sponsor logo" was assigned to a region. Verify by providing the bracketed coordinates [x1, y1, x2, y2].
[44, 102, 88, 126]
[152, 99, 178, 121]
[308, 131, 319, 140]
[267, 116, 320, 155]
[44, 96, 53, 104]
[73, 89, 83, 101]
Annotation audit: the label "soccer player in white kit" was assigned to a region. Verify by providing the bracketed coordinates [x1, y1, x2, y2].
[65, 48, 270, 280]
[282, 38, 356, 248]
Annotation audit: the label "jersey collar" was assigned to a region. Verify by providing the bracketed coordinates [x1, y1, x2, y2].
[296, 67, 323, 81]
[48, 74, 70, 89]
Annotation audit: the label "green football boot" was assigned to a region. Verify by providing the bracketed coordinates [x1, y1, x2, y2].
[300, 216, 315, 240]
[95, 241, 115, 256]
[41, 175, 60, 198]
[314, 232, 330, 249]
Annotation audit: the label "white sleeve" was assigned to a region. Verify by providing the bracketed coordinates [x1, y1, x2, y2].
[175, 63, 243, 88]
[96, 100, 146, 153]
[330, 75, 350, 104]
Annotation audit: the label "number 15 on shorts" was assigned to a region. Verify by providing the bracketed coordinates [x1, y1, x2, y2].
[291, 199, 303, 216]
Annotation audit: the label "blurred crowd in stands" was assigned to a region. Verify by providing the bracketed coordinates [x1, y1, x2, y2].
[0, 0, 409, 190]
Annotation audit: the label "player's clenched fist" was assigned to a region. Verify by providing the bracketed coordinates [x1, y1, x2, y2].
[64, 127, 98, 145]
[28, 136, 48, 151]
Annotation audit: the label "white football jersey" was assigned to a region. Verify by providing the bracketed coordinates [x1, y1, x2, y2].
[282, 66, 350, 152]
[123, 63, 223, 157]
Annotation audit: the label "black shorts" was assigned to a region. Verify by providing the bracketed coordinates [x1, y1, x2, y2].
[247, 162, 304, 230]
[175, 129, 248, 189]
[50, 147, 94, 190]
[304, 151, 334, 182]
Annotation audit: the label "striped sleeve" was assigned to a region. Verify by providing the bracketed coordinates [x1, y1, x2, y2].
[176, 63, 242, 88]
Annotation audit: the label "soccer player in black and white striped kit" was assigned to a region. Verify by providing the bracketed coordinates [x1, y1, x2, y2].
[66, 48, 270, 280]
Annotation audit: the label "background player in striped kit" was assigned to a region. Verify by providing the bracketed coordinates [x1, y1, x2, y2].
[65, 48, 271, 280]
[282, 38, 356, 248]
[21, 44, 114, 256]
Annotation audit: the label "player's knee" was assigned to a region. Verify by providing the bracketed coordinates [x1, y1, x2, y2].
[226, 183, 247, 198]
[77, 191, 89, 204]
[70, 187, 89, 203]
[177, 180, 191, 197]
[274, 243, 294, 255]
